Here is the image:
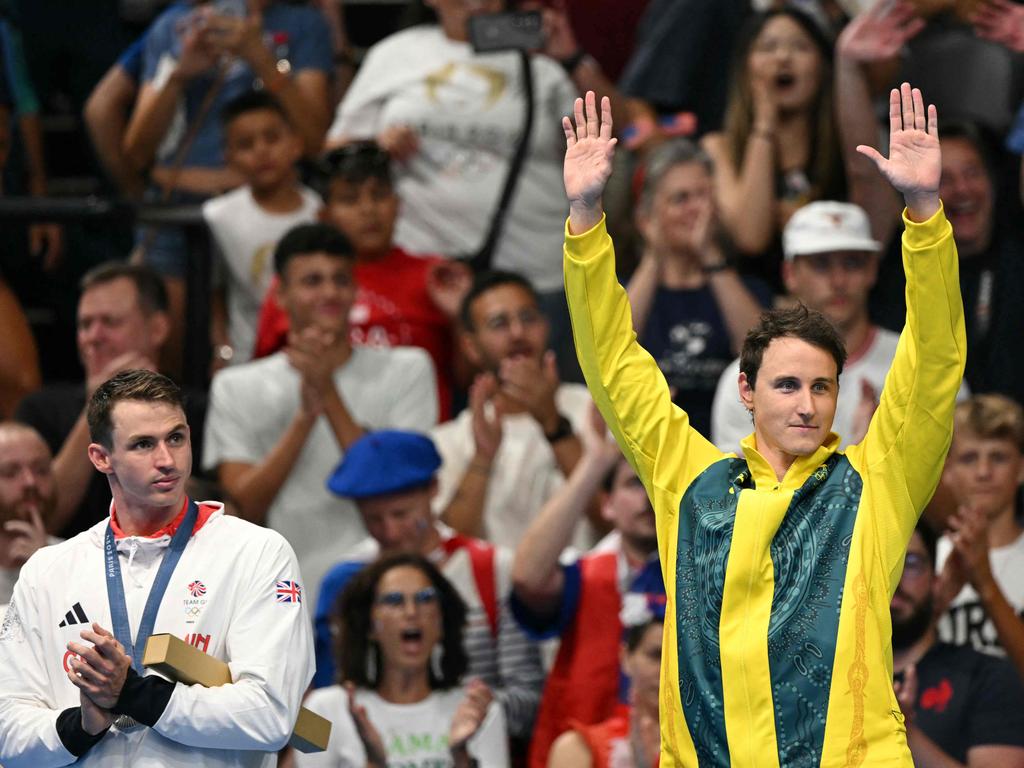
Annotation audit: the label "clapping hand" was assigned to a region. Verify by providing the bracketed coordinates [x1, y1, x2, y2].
[449, 679, 494, 752]
[893, 664, 918, 727]
[469, 373, 503, 466]
[856, 83, 941, 220]
[972, 0, 1024, 52]
[563, 91, 617, 232]
[345, 682, 388, 767]
[837, 0, 925, 62]
[946, 505, 994, 589]
[499, 351, 561, 434]
[65, 624, 132, 710]
[578, 401, 621, 471]
[426, 260, 473, 320]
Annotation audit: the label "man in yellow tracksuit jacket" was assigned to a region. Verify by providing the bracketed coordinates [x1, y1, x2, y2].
[560, 85, 966, 767]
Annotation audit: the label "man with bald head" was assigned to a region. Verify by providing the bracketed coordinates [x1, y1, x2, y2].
[0, 422, 57, 605]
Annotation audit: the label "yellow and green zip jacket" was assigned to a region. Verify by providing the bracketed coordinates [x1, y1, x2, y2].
[563, 205, 966, 768]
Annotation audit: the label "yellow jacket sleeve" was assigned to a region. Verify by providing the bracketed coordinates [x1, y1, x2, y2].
[846, 204, 967, 582]
[563, 216, 724, 509]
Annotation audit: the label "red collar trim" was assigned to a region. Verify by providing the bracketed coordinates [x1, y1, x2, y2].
[110, 498, 216, 540]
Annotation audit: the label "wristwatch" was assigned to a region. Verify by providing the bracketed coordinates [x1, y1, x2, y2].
[544, 414, 574, 443]
[558, 49, 589, 75]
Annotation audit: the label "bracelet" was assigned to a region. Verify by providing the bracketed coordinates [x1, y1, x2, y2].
[701, 262, 730, 275]
[544, 414, 574, 443]
[558, 49, 588, 75]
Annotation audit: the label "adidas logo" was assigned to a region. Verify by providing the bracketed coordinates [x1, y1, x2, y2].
[58, 603, 89, 628]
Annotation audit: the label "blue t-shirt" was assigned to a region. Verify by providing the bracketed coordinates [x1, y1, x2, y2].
[639, 277, 772, 436]
[141, 2, 332, 168]
[117, 33, 148, 84]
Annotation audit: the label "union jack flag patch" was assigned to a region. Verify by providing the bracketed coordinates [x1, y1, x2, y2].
[275, 580, 302, 604]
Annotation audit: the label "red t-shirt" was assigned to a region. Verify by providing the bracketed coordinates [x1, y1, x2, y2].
[253, 247, 454, 419]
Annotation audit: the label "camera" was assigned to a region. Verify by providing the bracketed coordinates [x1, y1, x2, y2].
[468, 11, 544, 53]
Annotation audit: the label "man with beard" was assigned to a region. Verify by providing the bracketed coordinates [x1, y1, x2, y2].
[0, 423, 58, 606]
[891, 522, 1024, 767]
[432, 270, 597, 550]
[511, 404, 663, 767]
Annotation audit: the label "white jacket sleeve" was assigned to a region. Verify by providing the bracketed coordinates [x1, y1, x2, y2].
[0, 560, 80, 768]
[152, 531, 315, 750]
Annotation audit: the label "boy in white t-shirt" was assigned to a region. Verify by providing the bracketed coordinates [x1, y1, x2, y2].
[202, 90, 321, 367]
[937, 394, 1024, 679]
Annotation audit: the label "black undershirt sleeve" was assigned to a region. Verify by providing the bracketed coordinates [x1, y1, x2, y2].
[112, 668, 175, 727]
[55, 707, 108, 756]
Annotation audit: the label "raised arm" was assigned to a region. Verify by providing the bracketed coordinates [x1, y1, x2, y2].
[511, 403, 620, 614]
[849, 84, 967, 544]
[835, 0, 923, 245]
[563, 92, 722, 497]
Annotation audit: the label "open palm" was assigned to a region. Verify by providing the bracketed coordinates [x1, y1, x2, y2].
[857, 83, 940, 204]
[837, 0, 925, 62]
[563, 92, 617, 209]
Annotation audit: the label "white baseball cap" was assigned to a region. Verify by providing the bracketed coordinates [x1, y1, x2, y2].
[783, 201, 881, 260]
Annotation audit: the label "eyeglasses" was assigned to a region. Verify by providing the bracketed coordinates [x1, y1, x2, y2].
[375, 587, 439, 610]
[483, 308, 544, 333]
[901, 552, 930, 578]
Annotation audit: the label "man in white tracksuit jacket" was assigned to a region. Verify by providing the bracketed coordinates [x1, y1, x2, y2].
[0, 369, 314, 767]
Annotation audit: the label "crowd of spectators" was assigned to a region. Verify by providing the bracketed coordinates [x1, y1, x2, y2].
[2, 0, 1024, 766]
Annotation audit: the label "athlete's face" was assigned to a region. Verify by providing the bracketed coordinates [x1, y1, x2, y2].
[622, 621, 663, 714]
[358, 485, 436, 555]
[370, 565, 443, 677]
[739, 337, 838, 471]
[89, 400, 191, 513]
[943, 431, 1024, 522]
[890, 531, 935, 650]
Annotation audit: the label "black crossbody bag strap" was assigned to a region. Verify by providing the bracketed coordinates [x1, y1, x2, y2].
[469, 49, 535, 273]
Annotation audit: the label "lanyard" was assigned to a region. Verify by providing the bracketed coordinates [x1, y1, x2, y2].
[104, 500, 198, 674]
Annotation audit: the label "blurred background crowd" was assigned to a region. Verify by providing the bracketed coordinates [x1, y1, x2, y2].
[2, 0, 1024, 765]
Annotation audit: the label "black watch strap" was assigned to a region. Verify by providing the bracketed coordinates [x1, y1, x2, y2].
[545, 414, 573, 443]
[559, 49, 587, 75]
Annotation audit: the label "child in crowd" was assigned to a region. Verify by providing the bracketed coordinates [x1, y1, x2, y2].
[202, 90, 321, 368]
[547, 594, 664, 768]
[254, 141, 471, 418]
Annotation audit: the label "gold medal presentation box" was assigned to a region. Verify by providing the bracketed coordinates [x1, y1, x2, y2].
[143, 633, 330, 753]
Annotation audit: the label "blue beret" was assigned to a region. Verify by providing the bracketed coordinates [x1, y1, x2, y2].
[327, 430, 442, 499]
